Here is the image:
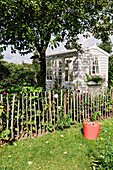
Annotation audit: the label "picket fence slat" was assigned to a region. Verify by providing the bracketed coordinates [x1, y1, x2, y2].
[26, 93, 28, 137]
[30, 93, 32, 136]
[33, 92, 37, 136]
[21, 93, 24, 133]
[53, 91, 55, 131]
[41, 92, 45, 134]
[6, 93, 9, 131]
[0, 94, 3, 132]
[37, 92, 41, 135]
[45, 91, 48, 133]
[17, 94, 20, 140]
[11, 94, 15, 139]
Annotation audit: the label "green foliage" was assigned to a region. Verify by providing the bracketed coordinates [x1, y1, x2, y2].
[91, 127, 113, 169]
[98, 38, 113, 54]
[56, 107, 75, 130]
[0, 60, 40, 94]
[85, 74, 106, 83]
[92, 111, 102, 121]
[108, 55, 113, 88]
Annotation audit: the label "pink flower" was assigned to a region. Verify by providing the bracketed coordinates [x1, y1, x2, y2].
[103, 75, 105, 76]
[80, 100, 83, 103]
[76, 96, 77, 99]
[4, 92, 7, 94]
[46, 103, 48, 106]
[74, 88, 76, 91]
[107, 81, 109, 83]
[15, 95, 18, 97]
[94, 76, 96, 78]
[100, 75, 102, 77]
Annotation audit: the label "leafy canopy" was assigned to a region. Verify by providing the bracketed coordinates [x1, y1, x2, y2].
[0, 0, 112, 55]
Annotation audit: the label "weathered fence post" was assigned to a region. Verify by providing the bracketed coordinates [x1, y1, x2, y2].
[110, 87, 113, 116]
[64, 90, 67, 116]
[11, 94, 15, 139]
[0, 94, 3, 133]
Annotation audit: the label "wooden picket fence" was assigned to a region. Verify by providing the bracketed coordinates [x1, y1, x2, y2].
[0, 88, 113, 140]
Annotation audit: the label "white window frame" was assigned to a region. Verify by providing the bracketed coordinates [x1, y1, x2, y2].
[90, 56, 100, 75]
[54, 59, 63, 86]
[64, 58, 73, 82]
[46, 59, 53, 80]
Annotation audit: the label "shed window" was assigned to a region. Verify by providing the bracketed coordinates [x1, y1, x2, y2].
[55, 60, 62, 86]
[89, 57, 99, 75]
[46, 60, 53, 80]
[65, 59, 73, 82]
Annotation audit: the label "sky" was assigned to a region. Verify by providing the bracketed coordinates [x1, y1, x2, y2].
[2, 34, 113, 64]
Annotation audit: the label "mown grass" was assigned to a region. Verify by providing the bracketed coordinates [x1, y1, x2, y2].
[0, 118, 113, 170]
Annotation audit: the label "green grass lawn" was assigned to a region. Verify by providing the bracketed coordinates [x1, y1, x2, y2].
[0, 118, 113, 170]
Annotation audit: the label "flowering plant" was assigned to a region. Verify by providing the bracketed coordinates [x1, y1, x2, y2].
[85, 74, 106, 83]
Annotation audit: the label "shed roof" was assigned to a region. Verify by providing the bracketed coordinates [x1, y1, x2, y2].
[46, 44, 110, 58]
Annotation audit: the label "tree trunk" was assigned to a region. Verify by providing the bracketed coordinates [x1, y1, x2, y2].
[39, 51, 46, 89]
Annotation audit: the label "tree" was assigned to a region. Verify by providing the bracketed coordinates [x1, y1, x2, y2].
[98, 37, 113, 54]
[0, 0, 113, 88]
[108, 54, 113, 88]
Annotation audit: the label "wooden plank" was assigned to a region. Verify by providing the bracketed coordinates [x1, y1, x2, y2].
[30, 93, 32, 136]
[33, 92, 37, 136]
[104, 90, 106, 119]
[99, 90, 101, 118]
[90, 89, 92, 120]
[71, 95, 72, 120]
[26, 93, 28, 137]
[68, 89, 69, 114]
[21, 93, 24, 133]
[6, 93, 9, 130]
[61, 89, 63, 106]
[56, 92, 59, 120]
[49, 90, 52, 124]
[41, 92, 45, 134]
[64, 90, 67, 116]
[17, 94, 20, 140]
[82, 93, 84, 120]
[77, 92, 78, 122]
[106, 92, 108, 118]
[73, 91, 75, 121]
[53, 90, 56, 131]
[37, 92, 41, 135]
[11, 94, 15, 139]
[87, 92, 89, 120]
[85, 92, 87, 121]
[0, 94, 3, 132]
[45, 91, 48, 132]
[102, 89, 104, 118]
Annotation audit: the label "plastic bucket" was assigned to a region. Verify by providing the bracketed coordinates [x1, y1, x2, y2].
[83, 122, 101, 140]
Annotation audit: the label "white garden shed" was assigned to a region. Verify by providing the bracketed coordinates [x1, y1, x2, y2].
[46, 45, 109, 90]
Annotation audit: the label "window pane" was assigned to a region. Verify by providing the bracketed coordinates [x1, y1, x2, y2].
[96, 66, 99, 73]
[59, 79, 61, 85]
[47, 60, 50, 67]
[55, 61, 57, 67]
[65, 70, 68, 81]
[65, 61, 68, 68]
[69, 70, 73, 82]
